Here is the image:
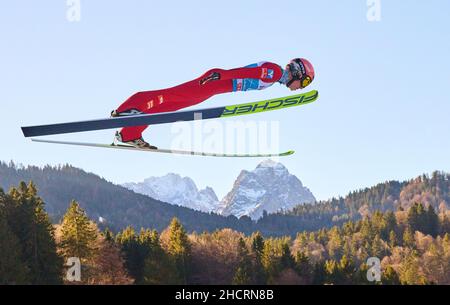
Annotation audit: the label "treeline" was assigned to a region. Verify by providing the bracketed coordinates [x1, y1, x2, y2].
[1, 181, 449, 284]
[286, 171, 449, 224]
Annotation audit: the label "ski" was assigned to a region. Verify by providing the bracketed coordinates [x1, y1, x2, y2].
[31, 138, 295, 158]
[22, 90, 318, 137]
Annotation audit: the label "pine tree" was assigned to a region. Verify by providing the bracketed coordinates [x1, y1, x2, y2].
[425, 205, 439, 237]
[383, 211, 397, 239]
[279, 242, 294, 270]
[142, 229, 176, 285]
[294, 251, 312, 283]
[250, 231, 266, 284]
[116, 226, 142, 282]
[371, 234, 385, 258]
[166, 218, 191, 284]
[389, 230, 397, 249]
[408, 202, 427, 233]
[232, 238, 252, 284]
[251, 231, 264, 259]
[261, 239, 279, 283]
[0, 213, 30, 284]
[403, 227, 415, 248]
[7, 182, 63, 284]
[59, 200, 98, 261]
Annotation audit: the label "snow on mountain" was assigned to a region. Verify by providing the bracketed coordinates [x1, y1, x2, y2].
[218, 159, 316, 220]
[122, 173, 219, 213]
[122, 160, 316, 220]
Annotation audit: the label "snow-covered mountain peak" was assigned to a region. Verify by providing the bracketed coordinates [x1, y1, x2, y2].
[123, 173, 218, 213]
[219, 160, 315, 220]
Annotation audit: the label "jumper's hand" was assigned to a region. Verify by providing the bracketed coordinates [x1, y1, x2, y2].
[200, 72, 221, 85]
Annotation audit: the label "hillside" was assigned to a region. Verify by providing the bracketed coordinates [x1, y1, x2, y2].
[1, 161, 449, 236]
[286, 171, 449, 222]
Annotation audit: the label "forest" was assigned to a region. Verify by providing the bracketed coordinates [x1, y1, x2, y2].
[1, 180, 449, 284]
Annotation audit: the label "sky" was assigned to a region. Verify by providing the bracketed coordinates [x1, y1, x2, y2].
[1, 1, 449, 201]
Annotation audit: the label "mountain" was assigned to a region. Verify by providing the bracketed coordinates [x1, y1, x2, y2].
[219, 160, 316, 220]
[123, 173, 219, 213]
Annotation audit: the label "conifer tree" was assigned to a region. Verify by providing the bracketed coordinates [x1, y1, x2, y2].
[403, 227, 415, 248]
[232, 238, 252, 284]
[116, 226, 142, 281]
[0, 213, 29, 284]
[280, 242, 295, 270]
[60, 200, 98, 261]
[7, 182, 63, 284]
[166, 218, 191, 284]
[294, 251, 312, 282]
[389, 230, 397, 249]
[371, 234, 385, 258]
[426, 205, 439, 237]
[142, 229, 176, 285]
[250, 231, 266, 284]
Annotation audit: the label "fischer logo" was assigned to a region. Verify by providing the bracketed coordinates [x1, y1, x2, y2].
[222, 91, 318, 116]
[158, 95, 164, 104]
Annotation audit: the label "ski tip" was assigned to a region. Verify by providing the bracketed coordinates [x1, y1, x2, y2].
[280, 150, 295, 156]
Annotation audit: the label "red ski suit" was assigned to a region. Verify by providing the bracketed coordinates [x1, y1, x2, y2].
[116, 62, 284, 141]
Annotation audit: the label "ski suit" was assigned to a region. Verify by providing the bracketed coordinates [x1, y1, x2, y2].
[116, 62, 285, 141]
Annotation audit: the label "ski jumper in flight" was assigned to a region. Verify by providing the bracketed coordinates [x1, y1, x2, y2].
[112, 58, 315, 149]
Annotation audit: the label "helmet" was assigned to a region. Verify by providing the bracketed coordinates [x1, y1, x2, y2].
[286, 58, 315, 89]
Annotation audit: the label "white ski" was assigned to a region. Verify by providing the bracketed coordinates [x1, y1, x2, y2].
[31, 138, 295, 158]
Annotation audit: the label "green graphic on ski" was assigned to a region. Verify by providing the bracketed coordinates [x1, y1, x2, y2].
[22, 90, 318, 137]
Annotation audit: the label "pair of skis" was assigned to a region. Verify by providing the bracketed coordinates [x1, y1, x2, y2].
[22, 90, 318, 157]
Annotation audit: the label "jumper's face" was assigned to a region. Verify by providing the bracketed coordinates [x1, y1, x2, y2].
[286, 65, 302, 91]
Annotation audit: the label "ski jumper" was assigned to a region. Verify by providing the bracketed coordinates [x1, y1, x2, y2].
[116, 62, 285, 141]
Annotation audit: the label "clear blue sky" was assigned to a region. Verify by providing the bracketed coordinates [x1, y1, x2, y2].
[1, 1, 449, 201]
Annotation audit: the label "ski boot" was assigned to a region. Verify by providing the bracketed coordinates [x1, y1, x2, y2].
[114, 131, 158, 150]
[110, 108, 144, 117]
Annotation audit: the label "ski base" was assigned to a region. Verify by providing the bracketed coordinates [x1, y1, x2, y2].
[31, 138, 294, 158]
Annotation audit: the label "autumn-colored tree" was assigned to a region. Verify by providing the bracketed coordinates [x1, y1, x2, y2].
[88, 232, 133, 284]
[166, 218, 191, 284]
[398, 250, 427, 284]
[382, 266, 400, 285]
